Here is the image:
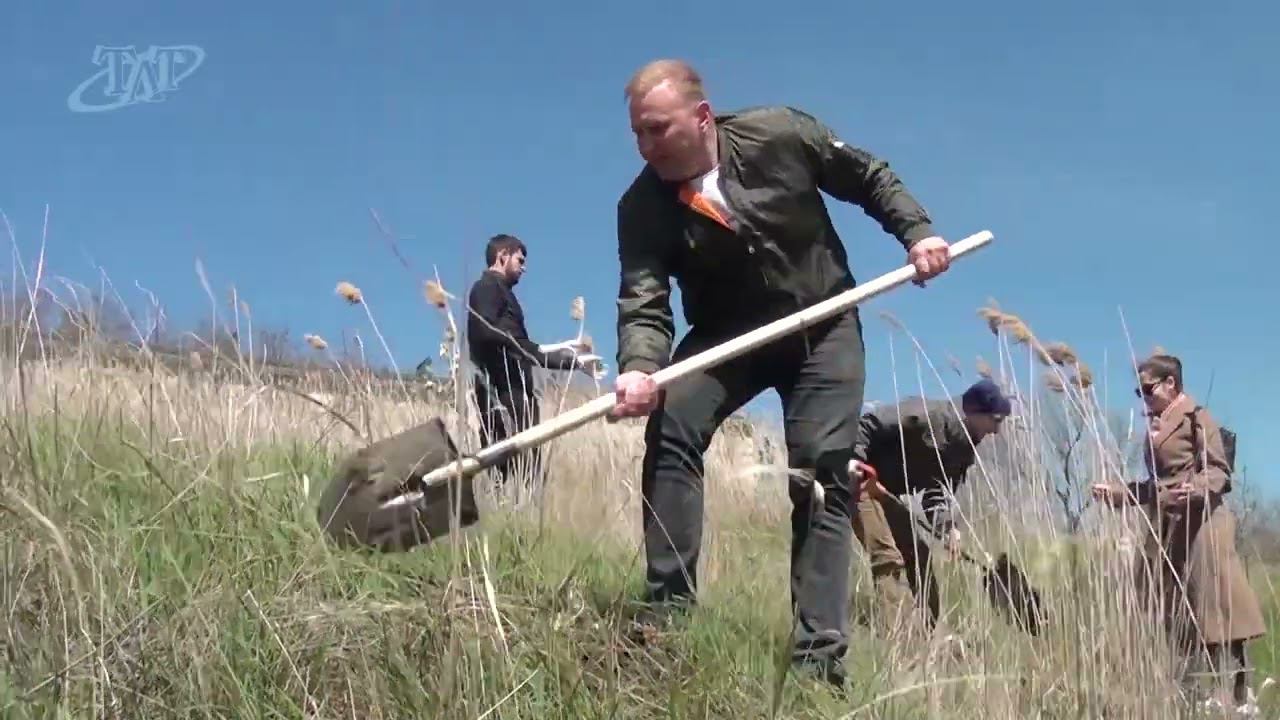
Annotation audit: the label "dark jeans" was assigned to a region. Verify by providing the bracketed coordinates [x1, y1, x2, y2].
[640, 308, 866, 665]
[473, 372, 543, 487]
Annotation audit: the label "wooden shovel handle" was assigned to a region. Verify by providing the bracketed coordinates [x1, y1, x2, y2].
[409, 230, 996, 493]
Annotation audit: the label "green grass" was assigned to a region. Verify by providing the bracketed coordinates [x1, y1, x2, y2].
[1, 414, 896, 719]
[6, 346, 1280, 719]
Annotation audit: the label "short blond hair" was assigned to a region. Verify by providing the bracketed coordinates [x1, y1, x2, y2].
[624, 59, 707, 103]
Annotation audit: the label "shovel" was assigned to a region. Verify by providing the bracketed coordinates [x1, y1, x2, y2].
[316, 230, 996, 552]
[850, 461, 1046, 637]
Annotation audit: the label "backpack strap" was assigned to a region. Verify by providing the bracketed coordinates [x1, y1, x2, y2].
[1189, 405, 1204, 474]
[1187, 404, 1231, 494]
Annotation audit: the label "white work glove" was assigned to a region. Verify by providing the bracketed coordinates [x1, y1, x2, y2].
[538, 339, 607, 379]
[575, 353, 608, 380]
[537, 338, 593, 354]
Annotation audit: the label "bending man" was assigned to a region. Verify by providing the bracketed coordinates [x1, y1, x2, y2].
[849, 379, 1010, 640]
[608, 59, 953, 686]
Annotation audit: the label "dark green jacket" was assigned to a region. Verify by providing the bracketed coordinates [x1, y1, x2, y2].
[852, 397, 978, 533]
[615, 105, 936, 374]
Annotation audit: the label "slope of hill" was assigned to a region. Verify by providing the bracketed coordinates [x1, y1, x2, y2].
[3, 320, 1279, 718]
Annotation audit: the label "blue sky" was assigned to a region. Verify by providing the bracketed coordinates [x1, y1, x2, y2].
[2, 1, 1276, 492]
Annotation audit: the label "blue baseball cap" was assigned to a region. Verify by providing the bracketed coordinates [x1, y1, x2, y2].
[962, 378, 1012, 416]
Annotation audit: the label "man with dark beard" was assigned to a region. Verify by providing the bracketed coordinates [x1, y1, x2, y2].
[468, 233, 596, 489]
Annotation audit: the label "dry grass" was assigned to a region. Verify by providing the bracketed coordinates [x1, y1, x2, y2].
[3, 267, 1280, 718]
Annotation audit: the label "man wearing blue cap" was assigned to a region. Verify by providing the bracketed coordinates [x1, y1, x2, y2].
[847, 378, 1011, 640]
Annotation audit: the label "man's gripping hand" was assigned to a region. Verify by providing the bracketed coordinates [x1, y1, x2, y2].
[907, 236, 952, 287]
[610, 371, 659, 419]
[848, 460, 889, 500]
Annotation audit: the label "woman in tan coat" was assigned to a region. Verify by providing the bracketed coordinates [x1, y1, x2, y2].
[1092, 353, 1266, 710]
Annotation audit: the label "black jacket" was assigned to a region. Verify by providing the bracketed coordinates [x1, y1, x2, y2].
[615, 105, 937, 375]
[467, 270, 576, 395]
[852, 397, 978, 533]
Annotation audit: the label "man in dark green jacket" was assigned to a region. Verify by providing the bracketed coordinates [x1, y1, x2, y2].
[607, 58, 954, 686]
[849, 379, 1011, 641]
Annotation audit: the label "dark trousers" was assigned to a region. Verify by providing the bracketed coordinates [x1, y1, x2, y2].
[1205, 641, 1250, 704]
[473, 372, 542, 487]
[641, 308, 865, 664]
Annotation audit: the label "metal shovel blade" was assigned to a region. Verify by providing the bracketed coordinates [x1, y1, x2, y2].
[852, 460, 1046, 637]
[982, 552, 1046, 637]
[315, 417, 479, 551]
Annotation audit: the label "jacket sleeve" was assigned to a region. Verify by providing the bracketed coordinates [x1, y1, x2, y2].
[921, 491, 957, 535]
[850, 407, 886, 475]
[469, 280, 577, 371]
[536, 348, 580, 372]
[853, 403, 929, 467]
[921, 411, 964, 534]
[1122, 480, 1157, 506]
[787, 107, 937, 251]
[615, 194, 675, 375]
[468, 279, 523, 350]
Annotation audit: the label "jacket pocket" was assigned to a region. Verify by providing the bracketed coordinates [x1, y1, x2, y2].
[681, 218, 746, 275]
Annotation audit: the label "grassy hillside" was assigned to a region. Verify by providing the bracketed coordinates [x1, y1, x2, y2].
[4, 313, 1280, 718]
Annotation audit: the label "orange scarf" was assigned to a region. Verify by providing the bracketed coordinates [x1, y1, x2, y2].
[677, 185, 733, 230]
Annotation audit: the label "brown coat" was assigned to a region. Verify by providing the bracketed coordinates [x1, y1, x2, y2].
[1125, 393, 1265, 646]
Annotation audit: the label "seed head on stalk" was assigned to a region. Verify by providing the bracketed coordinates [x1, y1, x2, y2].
[976, 356, 993, 379]
[335, 281, 363, 305]
[1042, 342, 1078, 366]
[570, 295, 586, 341]
[423, 270, 460, 382]
[332, 279, 406, 395]
[423, 280, 451, 310]
[1045, 363, 1093, 393]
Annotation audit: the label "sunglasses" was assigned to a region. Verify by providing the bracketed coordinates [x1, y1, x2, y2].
[1134, 378, 1165, 398]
